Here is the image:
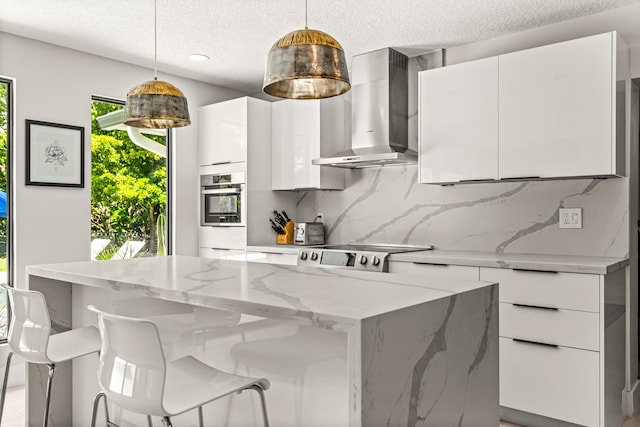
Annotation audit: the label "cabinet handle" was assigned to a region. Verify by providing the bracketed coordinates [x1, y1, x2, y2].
[458, 179, 495, 183]
[499, 176, 540, 181]
[208, 161, 232, 166]
[512, 338, 558, 348]
[512, 303, 558, 311]
[512, 268, 558, 274]
[413, 262, 449, 267]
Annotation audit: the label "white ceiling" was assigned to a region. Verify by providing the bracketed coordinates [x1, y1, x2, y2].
[0, 0, 639, 94]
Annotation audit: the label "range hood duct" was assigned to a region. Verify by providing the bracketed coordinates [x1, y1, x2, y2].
[312, 47, 417, 168]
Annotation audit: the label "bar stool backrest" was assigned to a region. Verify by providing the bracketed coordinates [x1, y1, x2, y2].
[88, 305, 169, 417]
[3, 284, 52, 364]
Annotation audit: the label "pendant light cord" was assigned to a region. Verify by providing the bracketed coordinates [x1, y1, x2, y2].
[154, 0, 158, 80]
[305, 0, 308, 29]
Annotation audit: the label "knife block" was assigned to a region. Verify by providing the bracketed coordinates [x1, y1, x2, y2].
[276, 221, 295, 245]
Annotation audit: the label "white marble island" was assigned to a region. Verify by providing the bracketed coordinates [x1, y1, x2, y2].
[26, 255, 498, 427]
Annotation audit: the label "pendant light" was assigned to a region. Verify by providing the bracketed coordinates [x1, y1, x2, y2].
[263, 0, 350, 99]
[124, 0, 191, 128]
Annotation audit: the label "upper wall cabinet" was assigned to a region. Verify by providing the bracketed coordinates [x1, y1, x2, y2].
[419, 31, 628, 185]
[499, 32, 626, 179]
[272, 96, 346, 190]
[199, 97, 251, 166]
[419, 56, 499, 183]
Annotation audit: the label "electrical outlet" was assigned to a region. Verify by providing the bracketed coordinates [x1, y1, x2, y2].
[316, 213, 324, 223]
[559, 208, 582, 229]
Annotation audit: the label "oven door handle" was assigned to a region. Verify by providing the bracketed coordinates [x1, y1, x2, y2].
[201, 188, 242, 195]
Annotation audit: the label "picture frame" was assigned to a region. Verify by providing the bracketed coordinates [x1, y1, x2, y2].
[26, 119, 84, 188]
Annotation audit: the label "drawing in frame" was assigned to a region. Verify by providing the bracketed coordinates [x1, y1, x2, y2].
[26, 120, 84, 188]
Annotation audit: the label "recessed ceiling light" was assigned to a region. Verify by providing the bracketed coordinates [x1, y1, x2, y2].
[188, 54, 209, 62]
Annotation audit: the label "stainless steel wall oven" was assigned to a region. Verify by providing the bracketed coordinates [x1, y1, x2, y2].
[200, 171, 245, 226]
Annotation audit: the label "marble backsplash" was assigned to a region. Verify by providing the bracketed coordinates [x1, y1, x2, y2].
[295, 166, 629, 258]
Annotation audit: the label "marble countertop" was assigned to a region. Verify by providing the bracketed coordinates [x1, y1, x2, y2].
[26, 255, 494, 331]
[389, 250, 628, 274]
[247, 244, 628, 274]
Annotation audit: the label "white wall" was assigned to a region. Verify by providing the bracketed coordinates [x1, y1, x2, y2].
[0, 32, 244, 292]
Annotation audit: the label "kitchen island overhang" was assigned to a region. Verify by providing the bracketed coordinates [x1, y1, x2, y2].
[26, 255, 498, 427]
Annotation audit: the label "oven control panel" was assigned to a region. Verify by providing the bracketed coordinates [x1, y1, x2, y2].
[297, 249, 389, 272]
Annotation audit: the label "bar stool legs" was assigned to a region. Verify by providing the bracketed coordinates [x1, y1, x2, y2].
[0, 351, 13, 424]
[42, 363, 56, 427]
[250, 384, 270, 427]
[0, 355, 57, 427]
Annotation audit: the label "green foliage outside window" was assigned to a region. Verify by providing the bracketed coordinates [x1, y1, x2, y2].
[91, 100, 166, 256]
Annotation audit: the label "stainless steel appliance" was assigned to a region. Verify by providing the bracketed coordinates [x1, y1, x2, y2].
[200, 171, 245, 226]
[312, 48, 417, 169]
[297, 244, 433, 273]
[294, 222, 325, 246]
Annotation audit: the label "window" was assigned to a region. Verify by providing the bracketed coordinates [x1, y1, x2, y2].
[0, 78, 12, 341]
[90, 97, 171, 260]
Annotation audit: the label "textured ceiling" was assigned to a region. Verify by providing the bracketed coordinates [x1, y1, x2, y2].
[0, 0, 639, 94]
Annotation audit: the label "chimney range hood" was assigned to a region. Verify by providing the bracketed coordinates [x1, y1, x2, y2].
[312, 47, 417, 169]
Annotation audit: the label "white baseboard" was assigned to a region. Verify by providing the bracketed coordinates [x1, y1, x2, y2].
[624, 380, 640, 416]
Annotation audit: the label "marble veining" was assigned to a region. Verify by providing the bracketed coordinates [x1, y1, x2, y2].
[296, 165, 628, 258]
[26, 256, 489, 332]
[28, 257, 498, 427]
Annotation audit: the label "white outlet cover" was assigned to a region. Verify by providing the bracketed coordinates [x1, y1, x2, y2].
[559, 208, 582, 229]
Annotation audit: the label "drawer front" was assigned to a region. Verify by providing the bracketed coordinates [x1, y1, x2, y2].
[389, 262, 479, 280]
[500, 337, 599, 427]
[499, 303, 599, 351]
[246, 251, 298, 266]
[199, 248, 246, 261]
[480, 267, 599, 312]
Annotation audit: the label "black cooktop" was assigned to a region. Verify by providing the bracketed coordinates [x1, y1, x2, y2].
[318, 244, 433, 254]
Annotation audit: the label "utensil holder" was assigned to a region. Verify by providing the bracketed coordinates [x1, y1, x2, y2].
[276, 221, 294, 245]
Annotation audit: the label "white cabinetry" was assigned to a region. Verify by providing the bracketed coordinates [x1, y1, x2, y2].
[199, 97, 249, 165]
[198, 97, 297, 257]
[246, 250, 298, 266]
[419, 31, 627, 184]
[480, 267, 625, 427]
[499, 32, 624, 179]
[388, 261, 478, 280]
[419, 57, 498, 183]
[272, 97, 346, 190]
[388, 258, 626, 427]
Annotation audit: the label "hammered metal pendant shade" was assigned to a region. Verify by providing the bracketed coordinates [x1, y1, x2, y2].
[124, 77, 191, 129]
[263, 28, 351, 99]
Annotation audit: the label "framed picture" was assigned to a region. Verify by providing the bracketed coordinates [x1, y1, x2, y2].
[26, 120, 84, 188]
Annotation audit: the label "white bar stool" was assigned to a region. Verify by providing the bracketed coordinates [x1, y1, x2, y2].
[0, 283, 102, 427]
[88, 305, 270, 427]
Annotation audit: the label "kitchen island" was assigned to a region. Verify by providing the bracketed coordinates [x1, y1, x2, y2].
[26, 255, 498, 427]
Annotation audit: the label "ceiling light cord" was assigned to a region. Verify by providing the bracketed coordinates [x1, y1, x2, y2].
[305, 0, 308, 29]
[154, 0, 158, 80]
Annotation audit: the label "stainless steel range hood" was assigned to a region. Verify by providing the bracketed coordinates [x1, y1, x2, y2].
[313, 47, 416, 169]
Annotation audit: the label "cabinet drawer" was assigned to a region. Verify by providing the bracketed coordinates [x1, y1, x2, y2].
[499, 303, 599, 351]
[500, 337, 599, 427]
[480, 267, 599, 312]
[388, 262, 478, 280]
[199, 248, 246, 261]
[246, 251, 298, 266]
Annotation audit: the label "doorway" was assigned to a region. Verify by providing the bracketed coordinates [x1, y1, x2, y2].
[90, 96, 171, 260]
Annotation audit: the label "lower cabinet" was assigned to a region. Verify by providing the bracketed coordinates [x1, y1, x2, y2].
[388, 261, 478, 280]
[480, 267, 626, 427]
[389, 260, 626, 427]
[246, 250, 298, 266]
[198, 248, 246, 261]
[500, 337, 599, 427]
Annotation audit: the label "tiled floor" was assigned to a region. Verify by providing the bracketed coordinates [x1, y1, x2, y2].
[2, 384, 640, 427]
[2, 385, 25, 427]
